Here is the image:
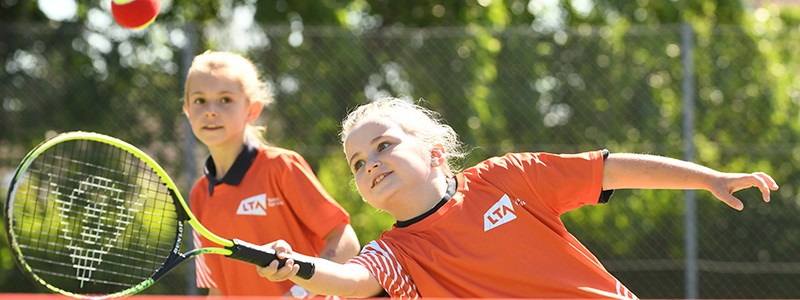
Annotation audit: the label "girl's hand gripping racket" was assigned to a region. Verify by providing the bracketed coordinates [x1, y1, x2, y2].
[4, 131, 315, 299]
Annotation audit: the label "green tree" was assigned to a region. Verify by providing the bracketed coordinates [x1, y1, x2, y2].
[1, 0, 798, 297]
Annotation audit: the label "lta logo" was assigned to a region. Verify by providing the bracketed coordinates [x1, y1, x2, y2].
[483, 194, 517, 231]
[237, 194, 268, 216]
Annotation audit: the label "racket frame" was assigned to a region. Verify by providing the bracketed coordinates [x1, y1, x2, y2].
[5, 132, 313, 299]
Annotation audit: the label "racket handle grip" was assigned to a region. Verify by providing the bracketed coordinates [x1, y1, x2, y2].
[228, 239, 316, 280]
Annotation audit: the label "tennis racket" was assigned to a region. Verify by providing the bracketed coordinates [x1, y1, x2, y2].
[4, 131, 315, 299]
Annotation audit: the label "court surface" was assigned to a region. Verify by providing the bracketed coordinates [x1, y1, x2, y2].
[0, 295, 295, 300]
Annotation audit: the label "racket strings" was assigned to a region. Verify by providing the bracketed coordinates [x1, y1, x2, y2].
[10, 139, 181, 295]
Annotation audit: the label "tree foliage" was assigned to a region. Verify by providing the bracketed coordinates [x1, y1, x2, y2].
[1, 0, 798, 298]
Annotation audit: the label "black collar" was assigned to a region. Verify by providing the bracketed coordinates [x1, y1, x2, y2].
[396, 177, 457, 228]
[204, 140, 259, 196]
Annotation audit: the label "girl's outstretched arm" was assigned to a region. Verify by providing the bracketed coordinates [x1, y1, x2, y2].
[256, 240, 384, 298]
[602, 153, 779, 210]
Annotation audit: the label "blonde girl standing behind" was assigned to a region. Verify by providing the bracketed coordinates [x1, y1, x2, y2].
[183, 51, 360, 297]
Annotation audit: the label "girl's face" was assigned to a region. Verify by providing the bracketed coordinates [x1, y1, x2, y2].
[183, 69, 261, 150]
[344, 118, 443, 218]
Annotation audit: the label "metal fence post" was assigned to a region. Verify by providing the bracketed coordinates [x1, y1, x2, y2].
[182, 21, 199, 296]
[681, 22, 698, 299]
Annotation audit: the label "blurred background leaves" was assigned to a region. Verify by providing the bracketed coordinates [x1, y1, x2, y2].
[2, 0, 800, 298]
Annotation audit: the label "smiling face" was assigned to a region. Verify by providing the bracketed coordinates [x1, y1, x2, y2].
[183, 68, 261, 151]
[344, 118, 447, 220]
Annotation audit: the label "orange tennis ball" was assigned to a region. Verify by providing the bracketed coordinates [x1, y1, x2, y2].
[111, 0, 160, 30]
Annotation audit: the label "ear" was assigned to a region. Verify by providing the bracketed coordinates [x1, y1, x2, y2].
[430, 144, 446, 167]
[245, 101, 264, 124]
[182, 102, 190, 117]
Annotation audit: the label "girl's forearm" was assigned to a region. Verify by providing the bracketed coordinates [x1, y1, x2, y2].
[602, 153, 720, 191]
[288, 253, 382, 298]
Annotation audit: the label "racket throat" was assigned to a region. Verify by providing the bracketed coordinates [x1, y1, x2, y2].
[152, 252, 191, 281]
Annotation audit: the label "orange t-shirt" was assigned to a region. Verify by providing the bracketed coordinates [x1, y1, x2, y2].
[191, 143, 350, 296]
[349, 150, 637, 299]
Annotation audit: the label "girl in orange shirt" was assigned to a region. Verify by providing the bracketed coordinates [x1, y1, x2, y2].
[257, 97, 778, 298]
[183, 50, 360, 297]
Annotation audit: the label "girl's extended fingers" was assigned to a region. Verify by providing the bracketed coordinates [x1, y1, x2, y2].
[749, 174, 771, 203]
[754, 172, 779, 190]
[721, 193, 744, 211]
[751, 172, 778, 203]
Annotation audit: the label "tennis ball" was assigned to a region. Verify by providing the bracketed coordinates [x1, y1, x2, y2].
[111, 0, 160, 30]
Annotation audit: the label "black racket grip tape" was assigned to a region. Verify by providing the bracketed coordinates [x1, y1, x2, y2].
[227, 239, 315, 280]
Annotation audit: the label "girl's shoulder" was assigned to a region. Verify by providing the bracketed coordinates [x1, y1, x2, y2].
[256, 145, 304, 160]
[466, 152, 531, 173]
[253, 145, 313, 171]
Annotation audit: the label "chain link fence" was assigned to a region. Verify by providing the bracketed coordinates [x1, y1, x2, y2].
[1, 21, 799, 298]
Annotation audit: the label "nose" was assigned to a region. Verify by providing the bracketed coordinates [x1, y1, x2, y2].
[366, 159, 381, 173]
[203, 103, 218, 117]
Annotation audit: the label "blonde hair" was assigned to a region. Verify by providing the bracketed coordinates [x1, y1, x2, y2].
[184, 50, 273, 145]
[340, 97, 468, 176]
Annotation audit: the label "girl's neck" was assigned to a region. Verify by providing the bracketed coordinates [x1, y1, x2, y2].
[395, 177, 456, 228]
[208, 141, 246, 181]
[391, 173, 449, 222]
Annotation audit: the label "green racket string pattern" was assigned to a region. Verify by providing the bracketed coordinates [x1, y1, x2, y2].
[8, 138, 181, 296]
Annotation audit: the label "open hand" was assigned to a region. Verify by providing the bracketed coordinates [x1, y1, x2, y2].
[708, 172, 778, 210]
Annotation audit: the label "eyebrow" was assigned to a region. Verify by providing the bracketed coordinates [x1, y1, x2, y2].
[189, 90, 236, 96]
[347, 135, 385, 165]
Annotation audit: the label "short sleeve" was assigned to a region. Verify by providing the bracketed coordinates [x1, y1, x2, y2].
[347, 240, 419, 298]
[277, 151, 350, 239]
[490, 151, 606, 215]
